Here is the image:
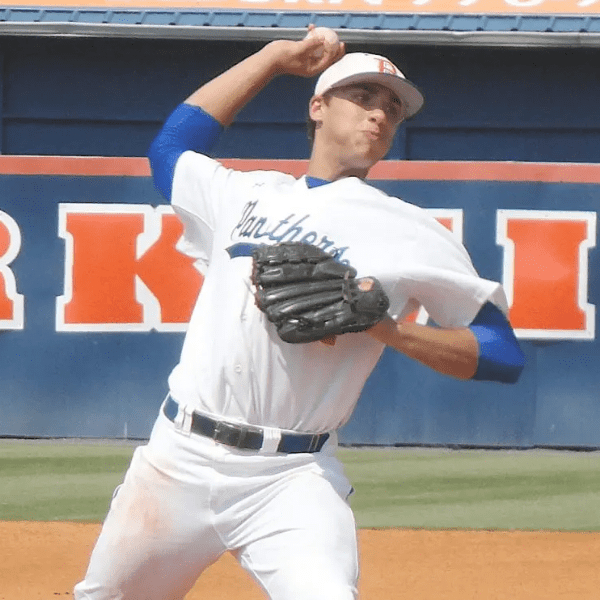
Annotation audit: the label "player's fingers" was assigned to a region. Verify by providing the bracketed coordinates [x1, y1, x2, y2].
[288, 34, 341, 75]
[257, 280, 343, 307]
[265, 292, 345, 321]
[309, 47, 344, 74]
[298, 34, 325, 54]
[335, 42, 346, 62]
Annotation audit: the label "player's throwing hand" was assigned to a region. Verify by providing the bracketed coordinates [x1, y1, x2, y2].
[270, 25, 345, 78]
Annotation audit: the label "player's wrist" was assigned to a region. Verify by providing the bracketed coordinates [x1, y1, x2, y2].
[366, 315, 396, 345]
[260, 41, 295, 77]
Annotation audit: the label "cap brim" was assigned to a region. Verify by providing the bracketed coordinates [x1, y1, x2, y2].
[325, 72, 425, 120]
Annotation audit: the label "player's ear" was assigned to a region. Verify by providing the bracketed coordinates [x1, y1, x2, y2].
[309, 95, 326, 124]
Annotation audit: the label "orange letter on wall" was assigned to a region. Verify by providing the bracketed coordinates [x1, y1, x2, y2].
[0, 210, 24, 329]
[136, 210, 202, 326]
[57, 204, 201, 331]
[497, 210, 596, 340]
[405, 209, 463, 325]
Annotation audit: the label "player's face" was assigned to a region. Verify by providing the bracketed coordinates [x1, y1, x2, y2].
[312, 82, 405, 173]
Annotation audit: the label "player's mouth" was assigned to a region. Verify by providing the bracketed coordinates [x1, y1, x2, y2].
[363, 128, 380, 140]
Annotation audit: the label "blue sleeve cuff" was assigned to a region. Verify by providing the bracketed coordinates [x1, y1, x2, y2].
[470, 302, 525, 384]
[148, 103, 224, 201]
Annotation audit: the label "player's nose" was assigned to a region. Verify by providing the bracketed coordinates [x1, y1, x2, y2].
[374, 107, 386, 118]
[368, 105, 388, 126]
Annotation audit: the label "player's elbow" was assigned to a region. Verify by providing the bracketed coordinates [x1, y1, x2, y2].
[502, 349, 526, 384]
[469, 303, 526, 384]
[473, 342, 526, 384]
[147, 135, 162, 180]
[148, 132, 180, 202]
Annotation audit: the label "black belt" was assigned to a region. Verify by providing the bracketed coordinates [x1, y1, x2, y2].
[163, 396, 330, 454]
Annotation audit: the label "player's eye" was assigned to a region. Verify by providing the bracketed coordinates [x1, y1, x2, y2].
[387, 102, 402, 121]
[350, 89, 371, 103]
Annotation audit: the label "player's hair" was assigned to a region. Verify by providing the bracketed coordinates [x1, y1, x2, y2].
[306, 116, 317, 143]
[306, 92, 332, 144]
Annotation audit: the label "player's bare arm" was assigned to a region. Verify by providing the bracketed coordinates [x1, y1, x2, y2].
[185, 29, 345, 127]
[368, 316, 479, 380]
[368, 301, 525, 383]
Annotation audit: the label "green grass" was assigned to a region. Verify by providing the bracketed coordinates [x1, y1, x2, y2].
[340, 446, 600, 531]
[0, 441, 135, 521]
[1, 441, 600, 530]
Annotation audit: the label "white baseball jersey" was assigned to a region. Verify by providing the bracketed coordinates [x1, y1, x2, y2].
[168, 150, 507, 434]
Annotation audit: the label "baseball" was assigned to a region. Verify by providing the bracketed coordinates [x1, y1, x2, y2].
[304, 27, 340, 58]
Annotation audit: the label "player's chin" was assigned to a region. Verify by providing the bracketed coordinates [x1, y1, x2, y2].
[354, 145, 391, 169]
[360, 137, 393, 163]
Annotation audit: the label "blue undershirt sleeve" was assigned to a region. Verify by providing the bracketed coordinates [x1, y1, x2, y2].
[147, 103, 224, 201]
[469, 302, 525, 384]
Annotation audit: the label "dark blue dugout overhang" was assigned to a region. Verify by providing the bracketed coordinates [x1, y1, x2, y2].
[2, 8, 600, 47]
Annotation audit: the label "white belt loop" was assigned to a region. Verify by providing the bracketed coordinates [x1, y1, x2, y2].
[260, 427, 282, 454]
[173, 401, 193, 437]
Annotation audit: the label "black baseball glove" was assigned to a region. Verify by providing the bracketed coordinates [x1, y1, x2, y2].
[251, 242, 390, 344]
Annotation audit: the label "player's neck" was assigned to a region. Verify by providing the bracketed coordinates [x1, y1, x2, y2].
[307, 145, 372, 182]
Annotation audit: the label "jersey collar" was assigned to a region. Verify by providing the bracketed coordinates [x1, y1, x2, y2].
[305, 176, 331, 189]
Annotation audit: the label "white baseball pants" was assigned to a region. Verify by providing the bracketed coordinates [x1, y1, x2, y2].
[74, 406, 359, 600]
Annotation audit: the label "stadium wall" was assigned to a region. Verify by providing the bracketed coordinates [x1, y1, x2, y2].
[0, 36, 598, 447]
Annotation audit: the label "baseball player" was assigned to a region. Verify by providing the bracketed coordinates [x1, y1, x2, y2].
[74, 28, 524, 600]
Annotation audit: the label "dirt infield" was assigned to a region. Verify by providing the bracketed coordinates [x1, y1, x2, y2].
[1, 521, 599, 599]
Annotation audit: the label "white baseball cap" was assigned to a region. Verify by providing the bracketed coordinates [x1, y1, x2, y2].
[314, 53, 425, 119]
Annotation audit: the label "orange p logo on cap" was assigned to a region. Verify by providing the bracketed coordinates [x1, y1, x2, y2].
[378, 59, 399, 76]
